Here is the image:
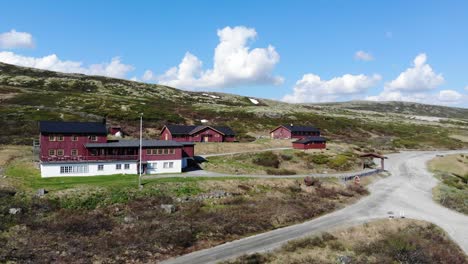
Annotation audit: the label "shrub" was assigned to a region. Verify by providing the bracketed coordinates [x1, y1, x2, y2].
[304, 177, 321, 187]
[265, 168, 296, 175]
[253, 151, 280, 168]
[280, 154, 293, 161]
[309, 154, 329, 165]
[328, 155, 352, 170]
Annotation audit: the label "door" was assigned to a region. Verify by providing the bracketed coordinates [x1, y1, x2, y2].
[204, 136, 209, 142]
[165, 133, 168, 140]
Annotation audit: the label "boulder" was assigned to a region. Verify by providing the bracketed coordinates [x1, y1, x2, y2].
[123, 216, 135, 223]
[160, 204, 176, 214]
[36, 188, 47, 197]
[9, 208, 21, 215]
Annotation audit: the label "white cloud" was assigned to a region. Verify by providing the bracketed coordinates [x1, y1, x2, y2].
[0, 29, 34, 49]
[354, 50, 374, 61]
[437, 90, 462, 103]
[149, 26, 283, 90]
[385, 53, 444, 92]
[0, 51, 134, 78]
[366, 53, 455, 105]
[465, 85, 468, 91]
[283, 73, 381, 103]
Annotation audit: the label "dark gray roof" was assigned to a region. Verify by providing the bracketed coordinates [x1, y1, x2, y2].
[164, 125, 236, 136]
[86, 140, 194, 148]
[165, 125, 198, 135]
[293, 136, 327, 144]
[39, 121, 107, 134]
[213, 126, 236, 136]
[281, 124, 320, 133]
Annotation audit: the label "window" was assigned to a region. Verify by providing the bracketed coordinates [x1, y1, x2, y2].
[48, 149, 56, 156]
[72, 135, 78, 141]
[71, 149, 78, 156]
[60, 165, 89, 174]
[157, 149, 163, 155]
[49, 135, 56, 141]
[146, 149, 152, 155]
[163, 149, 169, 155]
[169, 148, 175, 154]
[90, 135, 97, 141]
[57, 135, 64, 141]
[57, 149, 64, 156]
[98, 164, 104, 171]
[163, 162, 174, 168]
[124, 164, 130, 170]
[116, 164, 122, 170]
[151, 149, 158, 155]
[215, 134, 220, 138]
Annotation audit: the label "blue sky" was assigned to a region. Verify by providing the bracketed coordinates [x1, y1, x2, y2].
[1, 1, 467, 106]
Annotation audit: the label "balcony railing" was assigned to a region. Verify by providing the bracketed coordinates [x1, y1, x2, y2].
[41, 155, 139, 162]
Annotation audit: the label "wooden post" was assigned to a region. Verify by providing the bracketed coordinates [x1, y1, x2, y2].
[381, 158, 384, 170]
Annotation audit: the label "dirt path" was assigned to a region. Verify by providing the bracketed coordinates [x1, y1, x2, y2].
[161, 150, 468, 264]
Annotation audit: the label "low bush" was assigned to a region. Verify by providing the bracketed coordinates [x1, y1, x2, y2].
[265, 168, 296, 175]
[252, 151, 280, 168]
[309, 154, 329, 165]
[304, 177, 321, 187]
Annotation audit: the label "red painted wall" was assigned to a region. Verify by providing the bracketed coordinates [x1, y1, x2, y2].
[191, 127, 224, 142]
[271, 127, 291, 139]
[142, 147, 182, 161]
[182, 145, 195, 157]
[40, 134, 107, 160]
[161, 128, 173, 140]
[292, 142, 326, 150]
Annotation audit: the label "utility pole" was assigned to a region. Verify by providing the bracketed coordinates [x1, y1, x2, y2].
[139, 113, 143, 189]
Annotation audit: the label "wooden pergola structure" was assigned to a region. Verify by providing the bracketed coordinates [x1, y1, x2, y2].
[359, 153, 388, 170]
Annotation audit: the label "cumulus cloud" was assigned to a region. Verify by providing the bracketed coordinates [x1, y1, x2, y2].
[385, 53, 444, 92]
[283, 73, 381, 103]
[354, 50, 374, 61]
[437, 89, 462, 103]
[0, 51, 134, 78]
[0, 29, 34, 49]
[147, 26, 282, 90]
[365, 53, 457, 105]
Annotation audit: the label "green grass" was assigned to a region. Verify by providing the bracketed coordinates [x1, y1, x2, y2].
[428, 154, 468, 214]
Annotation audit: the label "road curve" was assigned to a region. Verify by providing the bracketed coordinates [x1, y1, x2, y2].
[161, 150, 468, 264]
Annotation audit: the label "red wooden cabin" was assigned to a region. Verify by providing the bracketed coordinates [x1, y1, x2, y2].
[161, 125, 236, 142]
[292, 136, 327, 150]
[270, 124, 321, 139]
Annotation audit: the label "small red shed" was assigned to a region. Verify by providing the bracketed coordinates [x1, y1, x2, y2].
[292, 136, 327, 150]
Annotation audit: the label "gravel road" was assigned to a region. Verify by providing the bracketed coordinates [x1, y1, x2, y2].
[161, 150, 468, 264]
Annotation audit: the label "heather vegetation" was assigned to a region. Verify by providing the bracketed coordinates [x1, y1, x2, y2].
[428, 153, 468, 214]
[225, 219, 467, 264]
[203, 149, 362, 175]
[1, 62, 467, 150]
[0, 176, 370, 263]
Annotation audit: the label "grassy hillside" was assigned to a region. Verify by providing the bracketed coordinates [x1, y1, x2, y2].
[1, 62, 467, 150]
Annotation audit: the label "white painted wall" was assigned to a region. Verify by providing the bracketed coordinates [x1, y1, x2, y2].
[40, 161, 138, 178]
[146, 159, 182, 174]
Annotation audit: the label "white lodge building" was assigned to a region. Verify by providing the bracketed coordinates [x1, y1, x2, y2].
[39, 121, 195, 177]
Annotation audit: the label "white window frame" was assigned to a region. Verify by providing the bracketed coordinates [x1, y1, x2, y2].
[116, 164, 122, 170]
[124, 164, 130, 170]
[163, 162, 174, 169]
[97, 164, 104, 171]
